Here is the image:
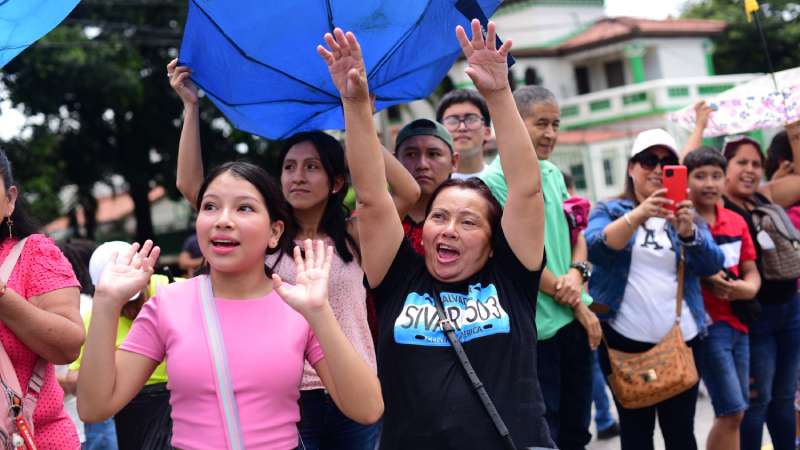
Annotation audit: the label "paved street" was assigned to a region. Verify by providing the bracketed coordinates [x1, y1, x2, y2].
[588, 384, 774, 450]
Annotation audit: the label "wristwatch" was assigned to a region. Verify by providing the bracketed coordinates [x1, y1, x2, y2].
[569, 261, 592, 283]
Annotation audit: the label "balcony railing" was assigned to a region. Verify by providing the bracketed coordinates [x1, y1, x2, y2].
[560, 74, 759, 130]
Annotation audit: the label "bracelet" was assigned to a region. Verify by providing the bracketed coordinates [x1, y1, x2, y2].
[623, 213, 634, 229]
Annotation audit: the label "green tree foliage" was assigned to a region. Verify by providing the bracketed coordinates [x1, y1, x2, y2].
[1, 0, 280, 241]
[682, 0, 800, 74]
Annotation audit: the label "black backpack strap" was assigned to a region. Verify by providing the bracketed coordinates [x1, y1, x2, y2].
[431, 295, 517, 450]
[750, 192, 770, 207]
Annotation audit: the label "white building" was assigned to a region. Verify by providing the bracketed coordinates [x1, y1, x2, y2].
[441, 0, 763, 201]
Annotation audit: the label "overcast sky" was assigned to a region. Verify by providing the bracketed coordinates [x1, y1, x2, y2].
[605, 0, 688, 19]
[0, 0, 692, 140]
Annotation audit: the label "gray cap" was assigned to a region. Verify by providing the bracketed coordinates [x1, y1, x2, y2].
[395, 119, 453, 153]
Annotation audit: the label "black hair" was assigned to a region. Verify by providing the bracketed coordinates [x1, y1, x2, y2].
[280, 131, 358, 264]
[766, 131, 791, 180]
[435, 89, 491, 127]
[684, 146, 727, 174]
[425, 177, 503, 241]
[195, 161, 294, 276]
[56, 239, 97, 296]
[618, 165, 637, 203]
[723, 138, 765, 168]
[0, 149, 40, 245]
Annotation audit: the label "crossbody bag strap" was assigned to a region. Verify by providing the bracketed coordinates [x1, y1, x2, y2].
[2, 238, 49, 415]
[197, 275, 245, 450]
[431, 295, 517, 450]
[675, 246, 686, 321]
[0, 238, 31, 396]
[0, 238, 28, 283]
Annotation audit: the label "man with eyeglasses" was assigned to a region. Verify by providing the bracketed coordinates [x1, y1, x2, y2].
[435, 89, 493, 180]
[480, 85, 598, 450]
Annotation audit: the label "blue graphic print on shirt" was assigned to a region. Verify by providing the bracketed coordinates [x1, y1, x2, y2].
[394, 283, 511, 346]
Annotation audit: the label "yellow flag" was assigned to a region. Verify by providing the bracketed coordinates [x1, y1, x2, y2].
[745, 0, 760, 23]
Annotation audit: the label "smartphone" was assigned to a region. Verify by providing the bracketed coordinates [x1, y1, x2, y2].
[662, 165, 687, 212]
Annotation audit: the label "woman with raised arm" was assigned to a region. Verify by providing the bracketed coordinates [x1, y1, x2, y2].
[168, 59, 417, 450]
[77, 162, 382, 450]
[317, 20, 553, 450]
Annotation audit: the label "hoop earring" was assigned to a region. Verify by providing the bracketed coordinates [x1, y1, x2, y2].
[5, 217, 12, 240]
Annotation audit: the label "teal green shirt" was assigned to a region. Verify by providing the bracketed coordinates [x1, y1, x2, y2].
[480, 157, 592, 340]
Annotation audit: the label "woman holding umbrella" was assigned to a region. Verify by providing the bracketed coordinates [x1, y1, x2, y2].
[318, 20, 554, 449]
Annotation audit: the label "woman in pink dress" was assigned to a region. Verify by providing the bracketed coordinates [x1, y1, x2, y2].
[0, 149, 84, 449]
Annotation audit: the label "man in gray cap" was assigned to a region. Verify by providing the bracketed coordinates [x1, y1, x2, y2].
[394, 118, 459, 253]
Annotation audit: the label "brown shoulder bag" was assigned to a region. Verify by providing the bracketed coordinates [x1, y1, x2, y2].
[604, 247, 699, 409]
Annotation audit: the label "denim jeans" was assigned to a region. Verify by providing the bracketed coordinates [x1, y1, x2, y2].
[741, 297, 800, 450]
[590, 350, 616, 431]
[298, 389, 380, 450]
[694, 321, 749, 417]
[83, 419, 118, 450]
[598, 323, 699, 450]
[536, 320, 592, 450]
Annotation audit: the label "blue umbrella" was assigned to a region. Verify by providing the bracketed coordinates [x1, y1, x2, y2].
[179, 0, 510, 140]
[0, 0, 80, 68]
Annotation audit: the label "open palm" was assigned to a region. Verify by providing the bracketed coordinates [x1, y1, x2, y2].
[95, 241, 160, 306]
[273, 240, 333, 316]
[167, 59, 199, 106]
[317, 28, 369, 102]
[456, 19, 512, 93]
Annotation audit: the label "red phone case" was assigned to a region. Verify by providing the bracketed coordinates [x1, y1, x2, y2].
[662, 165, 687, 212]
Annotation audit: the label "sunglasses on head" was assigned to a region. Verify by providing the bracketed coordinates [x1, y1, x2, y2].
[633, 152, 679, 170]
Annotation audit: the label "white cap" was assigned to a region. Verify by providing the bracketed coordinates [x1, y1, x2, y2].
[630, 129, 679, 158]
[89, 241, 139, 301]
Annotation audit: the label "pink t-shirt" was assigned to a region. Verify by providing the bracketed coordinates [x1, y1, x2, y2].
[0, 234, 80, 450]
[120, 277, 324, 450]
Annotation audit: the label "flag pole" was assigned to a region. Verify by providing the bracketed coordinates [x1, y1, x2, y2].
[749, 5, 789, 121]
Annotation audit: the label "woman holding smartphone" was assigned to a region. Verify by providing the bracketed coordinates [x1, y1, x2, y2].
[585, 128, 724, 450]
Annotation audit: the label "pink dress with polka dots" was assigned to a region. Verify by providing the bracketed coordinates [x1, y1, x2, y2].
[0, 234, 80, 449]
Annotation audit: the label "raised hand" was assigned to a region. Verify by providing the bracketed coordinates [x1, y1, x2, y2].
[94, 241, 160, 307]
[273, 239, 334, 317]
[772, 160, 795, 180]
[630, 188, 673, 223]
[167, 59, 199, 107]
[455, 19, 512, 94]
[672, 199, 696, 239]
[693, 101, 714, 131]
[317, 29, 369, 102]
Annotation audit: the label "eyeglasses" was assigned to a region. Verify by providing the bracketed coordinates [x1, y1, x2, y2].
[633, 152, 679, 170]
[442, 114, 484, 130]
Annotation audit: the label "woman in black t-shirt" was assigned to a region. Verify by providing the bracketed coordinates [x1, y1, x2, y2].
[316, 21, 554, 450]
[721, 131, 800, 450]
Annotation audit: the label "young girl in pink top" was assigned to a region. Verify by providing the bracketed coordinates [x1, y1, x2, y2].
[169, 58, 419, 449]
[77, 162, 383, 450]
